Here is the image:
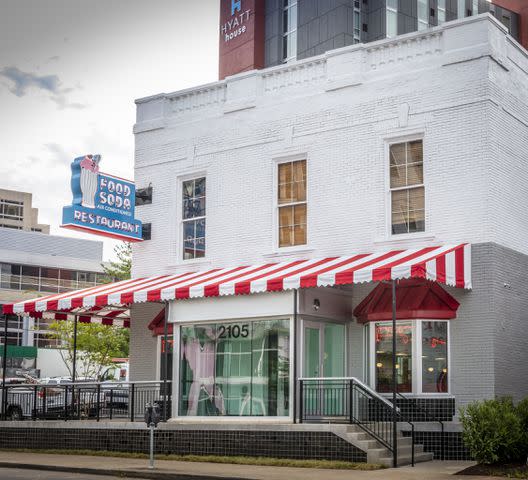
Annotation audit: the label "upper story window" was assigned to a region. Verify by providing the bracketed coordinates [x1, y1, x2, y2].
[182, 178, 206, 260]
[386, 0, 397, 38]
[390, 140, 425, 235]
[0, 200, 23, 221]
[283, 0, 298, 62]
[354, 0, 361, 42]
[278, 160, 306, 247]
[417, 0, 429, 30]
[437, 0, 446, 24]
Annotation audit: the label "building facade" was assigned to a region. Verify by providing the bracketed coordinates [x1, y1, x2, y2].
[129, 14, 527, 423]
[0, 227, 108, 378]
[219, 0, 526, 78]
[0, 188, 50, 234]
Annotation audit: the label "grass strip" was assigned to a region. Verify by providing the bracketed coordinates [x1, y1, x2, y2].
[0, 448, 384, 470]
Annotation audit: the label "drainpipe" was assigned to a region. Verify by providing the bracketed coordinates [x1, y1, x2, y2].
[293, 289, 298, 424]
[392, 279, 398, 468]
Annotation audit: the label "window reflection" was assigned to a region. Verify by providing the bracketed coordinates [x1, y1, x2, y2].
[375, 322, 413, 393]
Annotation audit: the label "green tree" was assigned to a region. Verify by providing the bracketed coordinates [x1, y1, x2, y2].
[101, 242, 132, 282]
[47, 321, 129, 380]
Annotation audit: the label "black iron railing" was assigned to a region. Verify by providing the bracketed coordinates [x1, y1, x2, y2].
[0, 380, 171, 422]
[393, 392, 445, 460]
[299, 377, 415, 467]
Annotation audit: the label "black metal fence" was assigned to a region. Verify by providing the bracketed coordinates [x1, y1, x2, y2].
[0, 381, 171, 422]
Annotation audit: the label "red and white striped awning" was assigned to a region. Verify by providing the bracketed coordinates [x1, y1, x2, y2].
[2, 244, 471, 317]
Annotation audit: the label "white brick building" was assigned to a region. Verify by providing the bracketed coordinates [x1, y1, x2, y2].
[130, 15, 528, 422]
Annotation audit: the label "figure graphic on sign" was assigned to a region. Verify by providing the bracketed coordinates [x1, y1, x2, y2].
[79, 155, 100, 208]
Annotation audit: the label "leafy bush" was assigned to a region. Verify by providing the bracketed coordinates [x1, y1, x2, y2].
[516, 397, 528, 455]
[460, 398, 524, 464]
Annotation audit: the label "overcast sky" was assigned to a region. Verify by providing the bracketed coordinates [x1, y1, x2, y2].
[0, 0, 219, 260]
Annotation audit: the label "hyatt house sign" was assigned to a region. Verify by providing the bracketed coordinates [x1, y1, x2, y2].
[61, 155, 142, 242]
[219, 0, 264, 79]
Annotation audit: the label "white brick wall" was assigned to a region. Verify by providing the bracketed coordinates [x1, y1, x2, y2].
[130, 16, 528, 404]
[132, 15, 528, 278]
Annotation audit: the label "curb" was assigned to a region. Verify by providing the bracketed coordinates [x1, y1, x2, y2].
[0, 462, 251, 480]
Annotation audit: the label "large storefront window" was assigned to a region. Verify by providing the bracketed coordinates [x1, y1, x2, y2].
[372, 320, 449, 394]
[375, 322, 413, 393]
[179, 319, 290, 417]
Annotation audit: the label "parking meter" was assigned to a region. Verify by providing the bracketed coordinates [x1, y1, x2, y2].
[145, 402, 160, 469]
[144, 402, 161, 427]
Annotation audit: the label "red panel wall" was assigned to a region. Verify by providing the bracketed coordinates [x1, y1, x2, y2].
[219, 0, 265, 80]
[492, 0, 528, 49]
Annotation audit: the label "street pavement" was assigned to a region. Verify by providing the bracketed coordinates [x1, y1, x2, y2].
[0, 452, 505, 480]
[0, 467, 139, 479]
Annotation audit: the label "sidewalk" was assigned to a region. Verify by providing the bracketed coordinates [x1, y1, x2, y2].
[0, 452, 497, 480]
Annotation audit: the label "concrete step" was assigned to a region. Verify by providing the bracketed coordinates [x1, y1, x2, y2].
[377, 451, 434, 467]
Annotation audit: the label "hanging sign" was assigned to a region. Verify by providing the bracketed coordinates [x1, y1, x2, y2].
[61, 155, 143, 242]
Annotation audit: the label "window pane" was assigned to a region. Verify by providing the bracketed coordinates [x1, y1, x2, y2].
[293, 224, 306, 245]
[390, 143, 406, 168]
[293, 204, 306, 225]
[288, 5, 297, 32]
[422, 322, 448, 393]
[390, 165, 407, 188]
[386, 9, 397, 37]
[195, 237, 206, 258]
[288, 31, 297, 59]
[194, 177, 206, 197]
[278, 163, 292, 184]
[279, 226, 293, 247]
[292, 160, 306, 182]
[293, 181, 306, 202]
[408, 208, 425, 233]
[182, 180, 194, 200]
[387, 0, 397, 9]
[278, 183, 293, 204]
[408, 140, 423, 163]
[279, 206, 294, 228]
[392, 190, 409, 234]
[407, 162, 423, 186]
[375, 322, 413, 393]
[409, 187, 425, 211]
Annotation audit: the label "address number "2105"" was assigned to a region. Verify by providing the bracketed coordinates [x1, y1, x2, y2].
[218, 324, 249, 339]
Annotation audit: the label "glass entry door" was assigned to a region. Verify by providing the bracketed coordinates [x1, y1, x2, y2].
[303, 322, 345, 378]
[303, 321, 346, 417]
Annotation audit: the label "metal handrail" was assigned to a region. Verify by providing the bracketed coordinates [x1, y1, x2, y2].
[299, 377, 415, 467]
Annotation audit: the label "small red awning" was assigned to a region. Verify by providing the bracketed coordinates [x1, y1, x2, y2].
[354, 278, 460, 323]
[2, 244, 471, 317]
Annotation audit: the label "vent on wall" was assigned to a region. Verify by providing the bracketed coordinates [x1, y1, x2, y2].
[142, 223, 152, 241]
[136, 186, 153, 206]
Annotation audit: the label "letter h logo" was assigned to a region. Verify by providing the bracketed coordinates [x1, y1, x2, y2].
[231, 0, 241, 16]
